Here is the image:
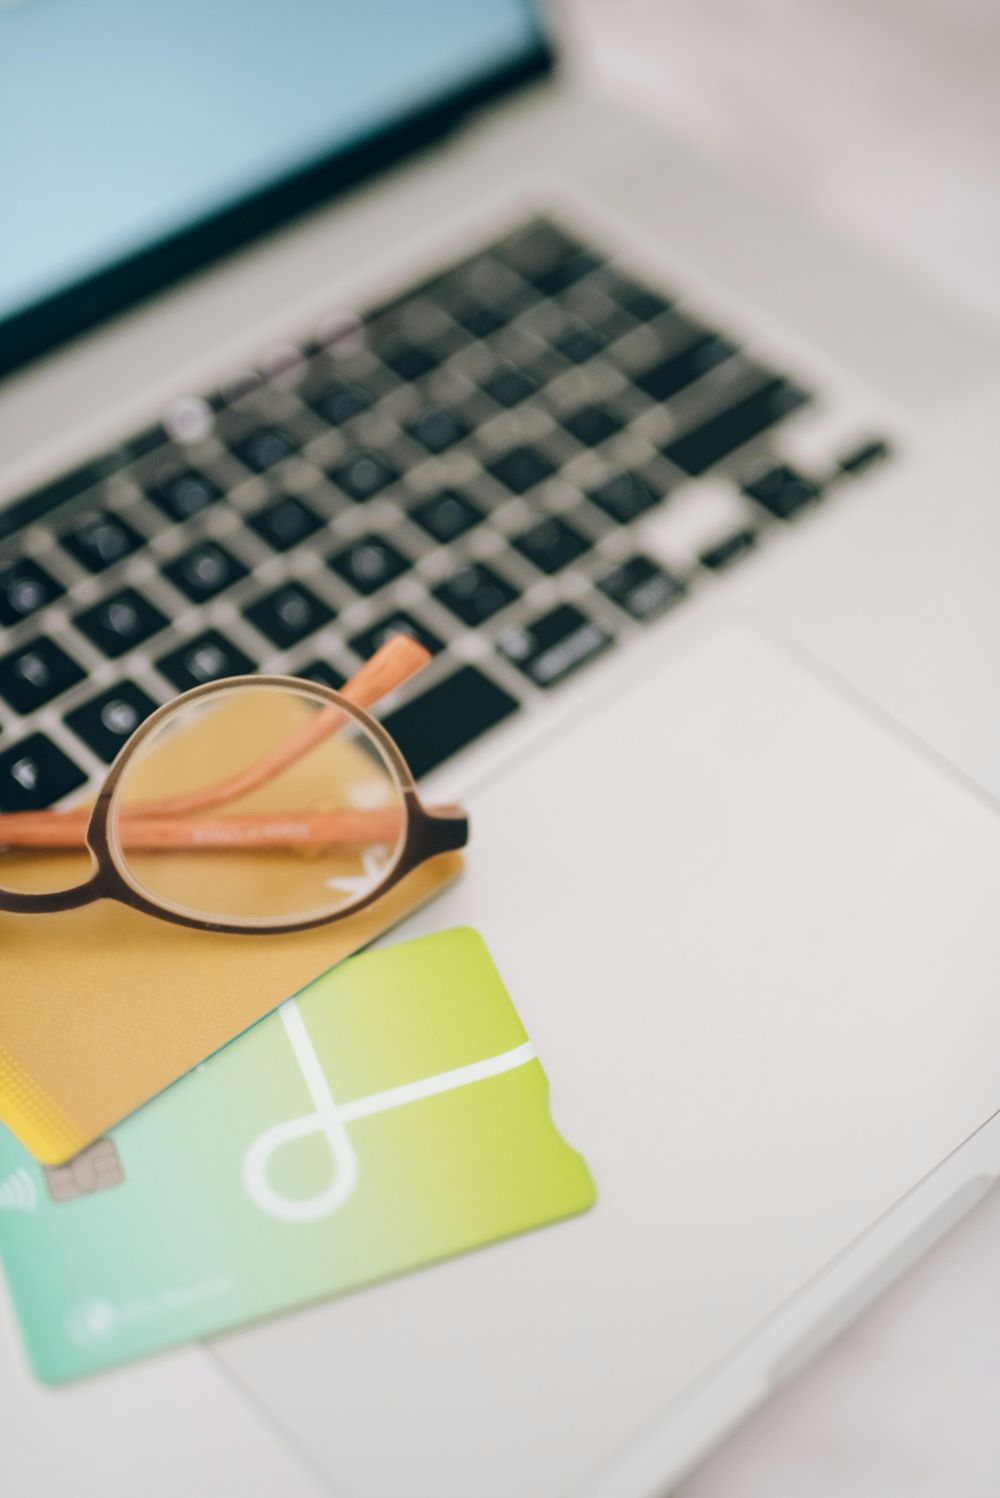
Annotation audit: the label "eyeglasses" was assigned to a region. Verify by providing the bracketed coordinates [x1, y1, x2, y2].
[0, 636, 468, 935]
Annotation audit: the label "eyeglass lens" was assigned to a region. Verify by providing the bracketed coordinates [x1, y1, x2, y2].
[109, 684, 407, 926]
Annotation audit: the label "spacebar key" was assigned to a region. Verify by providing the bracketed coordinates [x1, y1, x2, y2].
[383, 665, 520, 778]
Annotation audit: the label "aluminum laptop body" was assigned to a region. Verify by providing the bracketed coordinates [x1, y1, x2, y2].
[3, 9, 1000, 1497]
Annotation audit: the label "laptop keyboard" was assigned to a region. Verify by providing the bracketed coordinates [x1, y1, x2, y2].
[0, 217, 892, 811]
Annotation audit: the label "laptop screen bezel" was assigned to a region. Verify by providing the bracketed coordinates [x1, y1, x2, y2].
[0, 22, 553, 383]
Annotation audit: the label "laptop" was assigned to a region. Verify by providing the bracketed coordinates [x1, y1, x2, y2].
[4, 3, 1000, 1495]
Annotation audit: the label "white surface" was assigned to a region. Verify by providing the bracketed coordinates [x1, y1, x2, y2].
[565, 0, 1000, 327]
[0, 1286, 324, 1498]
[555, 2, 1000, 1492]
[682, 1178, 1000, 1498]
[210, 624, 1000, 1498]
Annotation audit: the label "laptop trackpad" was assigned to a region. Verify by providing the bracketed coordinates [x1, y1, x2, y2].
[211, 625, 1000, 1498]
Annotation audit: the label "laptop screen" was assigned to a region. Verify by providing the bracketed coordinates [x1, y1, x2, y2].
[1, 0, 547, 373]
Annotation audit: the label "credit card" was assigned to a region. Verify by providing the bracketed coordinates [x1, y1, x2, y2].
[0, 686, 463, 1164]
[0, 929, 596, 1383]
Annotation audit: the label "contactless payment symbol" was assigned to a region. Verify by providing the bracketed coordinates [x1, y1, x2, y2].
[0, 1167, 36, 1213]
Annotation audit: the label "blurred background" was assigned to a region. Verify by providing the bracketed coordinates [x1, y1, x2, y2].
[565, 0, 1000, 323]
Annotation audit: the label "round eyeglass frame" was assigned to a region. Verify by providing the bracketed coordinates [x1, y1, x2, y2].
[0, 675, 469, 935]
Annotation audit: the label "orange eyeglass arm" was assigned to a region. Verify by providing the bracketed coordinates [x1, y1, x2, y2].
[0, 635, 430, 852]
[122, 632, 429, 821]
[3, 809, 406, 852]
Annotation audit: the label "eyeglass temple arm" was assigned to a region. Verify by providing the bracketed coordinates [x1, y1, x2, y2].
[0, 636, 430, 846]
[1, 809, 407, 852]
[116, 632, 431, 821]
[0, 803, 472, 854]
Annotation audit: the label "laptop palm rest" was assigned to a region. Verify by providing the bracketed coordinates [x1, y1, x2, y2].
[209, 623, 1000, 1498]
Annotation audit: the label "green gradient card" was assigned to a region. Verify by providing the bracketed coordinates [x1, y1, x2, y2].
[0, 929, 595, 1383]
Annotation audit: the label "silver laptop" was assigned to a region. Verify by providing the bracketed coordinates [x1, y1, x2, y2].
[4, 4, 1000, 1495]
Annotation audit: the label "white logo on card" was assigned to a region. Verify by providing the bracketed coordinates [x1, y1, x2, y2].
[324, 845, 388, 899]
[243, 1001, 360, 1225]
[242, 999, 536, 1225]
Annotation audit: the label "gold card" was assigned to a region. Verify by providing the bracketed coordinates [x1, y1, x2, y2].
[0, 690, 463, 1164]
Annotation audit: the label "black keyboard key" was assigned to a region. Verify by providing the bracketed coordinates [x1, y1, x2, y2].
[481, 366, 538, 408]
[433, 563, 518, 627]
[839, 438, 891, 475]
[499, 221, 581, 279]
[409, 490, 484, 543]
[498, 604, 613, 689]
[512, 516, 590, 574]
[563, 404, 623, 447]
[163, 541, 248, 604]
[598, 556, 685, 620]
[60, 510, 143, 573]
[541, 253, 601, 296]
[439, 251, 530, 310]
[248, 494, 323, 552]
[74, 588, 169, 659]
[329, 534, 410, 595]
[233, 426, 298, 473]
[588, 472, 661, 524]
[406, 407, 470, 454]
[634, 334, 738, 404]
[349, 610, 443, 662]
[554, 326, 604, 364]
[502, 230, 598, 295]
[742, 464, 820, 519]
[329, 450, 399, 502]
[487, 445, 555, 495]
[65, 682, 158, 764]
[299, 660, 345, 691]
[0, 733, 87, 812]
[148, 468, 222, 522]
[451, 298, 507, 338]
[383, 665, 520, 779]
[156, 630, 255, 692]
[244, 582, 334, 650]
[665, 380, 810, 476]
[379, 342, 438, 381]
[0, 558, 64, 625]
[607, 277, 671, 322]
[0, 639, 86, 714]
[700, 530, 757, 570]
[626, 291, 670, 322]
[311, 381, 373, 426]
